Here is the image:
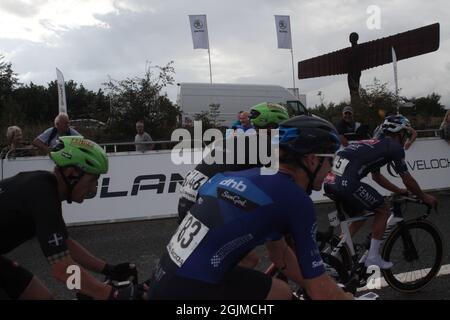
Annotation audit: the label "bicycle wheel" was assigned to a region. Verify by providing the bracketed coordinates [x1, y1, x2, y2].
[382, 220, 443, 293]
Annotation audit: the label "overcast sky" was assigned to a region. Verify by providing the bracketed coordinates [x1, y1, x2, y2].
[1, 0, 449, 109]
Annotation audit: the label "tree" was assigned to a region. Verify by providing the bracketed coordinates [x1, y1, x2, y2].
[0, 55, 19, 125]
[0, 55, 18, 97]
[103, 61, 180, 141]
[309, 77, 446, 133]
[208, 103, 223, 128]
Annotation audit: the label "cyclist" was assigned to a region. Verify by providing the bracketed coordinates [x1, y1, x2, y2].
[148, 116, 351, 300]
[0, 136, 138, 300]
[373, 114, 417, 150]
[324, 115, 438, 269]
[178, 102, 289, 268]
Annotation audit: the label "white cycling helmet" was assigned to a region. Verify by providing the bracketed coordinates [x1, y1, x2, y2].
[381, 115, 411, 133]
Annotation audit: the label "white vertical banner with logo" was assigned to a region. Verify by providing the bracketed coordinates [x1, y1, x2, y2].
[56, 68, 67, 114]
[189, 15, 209, 49]
[274, 15, 292, 49]
[275, 15, 296, 95]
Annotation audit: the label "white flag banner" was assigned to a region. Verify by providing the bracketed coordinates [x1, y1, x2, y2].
[391, 47, 398, 95]
[189, 15, 209, 49]
[275, 15, 292, 49]
[56, 68, 67, 113]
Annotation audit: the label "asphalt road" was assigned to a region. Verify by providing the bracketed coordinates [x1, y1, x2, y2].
[6, 190, 450, 300]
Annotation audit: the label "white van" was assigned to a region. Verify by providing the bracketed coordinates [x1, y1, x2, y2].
[177, 82, 308, 127]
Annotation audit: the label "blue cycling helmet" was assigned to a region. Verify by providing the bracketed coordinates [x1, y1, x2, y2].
[277, 115, 341, 155]
[276, 115, 340, 194]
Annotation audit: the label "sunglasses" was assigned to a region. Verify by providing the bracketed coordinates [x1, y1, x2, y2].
[315, 153, 335, 167]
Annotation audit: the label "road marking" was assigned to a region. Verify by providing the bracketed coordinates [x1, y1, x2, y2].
[358, 263, 450, 291]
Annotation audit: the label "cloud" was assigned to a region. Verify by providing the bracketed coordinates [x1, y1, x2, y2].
[0, 0, 48, 18]
[1, 0, 449, 108]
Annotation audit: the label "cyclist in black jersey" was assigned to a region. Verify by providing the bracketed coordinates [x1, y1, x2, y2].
[324, 115, 438, 269]
[0, 136, 138, 300]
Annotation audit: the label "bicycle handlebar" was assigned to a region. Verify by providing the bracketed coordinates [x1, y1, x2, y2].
[390, 193, 438, 215]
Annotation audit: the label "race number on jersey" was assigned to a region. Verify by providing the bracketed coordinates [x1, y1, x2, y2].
[167, 212, 209, 267]
[332, 156, 350, 176]
[179, 170, 209, 203]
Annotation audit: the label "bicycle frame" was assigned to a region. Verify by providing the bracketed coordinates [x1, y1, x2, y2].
[327, 195, 435, 274]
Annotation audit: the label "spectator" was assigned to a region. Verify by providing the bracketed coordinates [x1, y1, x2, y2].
[32, 113, 81, 155]
[335, 105, 362, 146]
[1, 126, 34, 159]
[135, 120, 154, 152]
[234, 111, 254, 132]
[230, 111, 244, 129]
[440, 110, 450, 142]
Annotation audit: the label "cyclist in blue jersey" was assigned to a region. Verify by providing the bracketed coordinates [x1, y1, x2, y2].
[178, 102, 289, 268]
[149, 116, 352, 300]
[324, 115, 438, 269]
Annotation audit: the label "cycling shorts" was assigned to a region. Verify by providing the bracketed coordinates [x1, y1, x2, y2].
[148, 265, 272, 300]
[0, 256, 33, 300]
[324, 175, 384, 216]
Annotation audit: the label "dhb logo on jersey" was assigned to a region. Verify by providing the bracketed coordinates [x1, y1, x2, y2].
[219, 178, 247, 192]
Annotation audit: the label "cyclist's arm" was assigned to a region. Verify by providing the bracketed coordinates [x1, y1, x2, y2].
[51, 256, 112, 299]
[399, 172, 427, 200]
[287, 195, 351, 300]
[404, 128, 417, 150]
[66, 237, 106, 273]
[371, 171, 404, 194]
[339, 134, 349, 147]
[265, 238, 305, 287]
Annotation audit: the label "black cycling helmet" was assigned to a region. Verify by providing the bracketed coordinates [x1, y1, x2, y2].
[278, 115, 341, 155]
[276, 115, 340, 194]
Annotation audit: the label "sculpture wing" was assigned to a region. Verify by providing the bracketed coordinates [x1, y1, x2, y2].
[298, 23, 439, 79]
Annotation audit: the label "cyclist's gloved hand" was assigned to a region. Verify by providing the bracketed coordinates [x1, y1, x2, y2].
[108, 284, 142, 300]
[395, 189, 409, 196]
[423, 194, 438, 208]
[102, 263, 138, 283]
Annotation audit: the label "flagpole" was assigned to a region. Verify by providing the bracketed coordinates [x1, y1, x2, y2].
[208, 48, 212, 84]
[290, 48, 296, 97]
[392, 47, 399, 114]
[206, 16, 212, 84]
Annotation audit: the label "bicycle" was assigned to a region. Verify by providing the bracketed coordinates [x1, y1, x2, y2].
[264, 235, 373, 299]
[320, 193, 443, 293]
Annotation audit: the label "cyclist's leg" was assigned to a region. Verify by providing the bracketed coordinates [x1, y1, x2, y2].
[0, 256, 54, 300]
[223, 266, 288, 300]
[18, 276, 54, 300]
[372, 201, 390, 240]
[349, 220, 365, 237]
[348, 183, 392, 269]
[324, 177, 365, 237]
[265, 278, 292, 300]
[238, 250, 259, 269]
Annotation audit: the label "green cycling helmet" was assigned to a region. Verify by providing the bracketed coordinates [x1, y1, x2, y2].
[50, 136, 108, 175]
[249, 102, 289, 129]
